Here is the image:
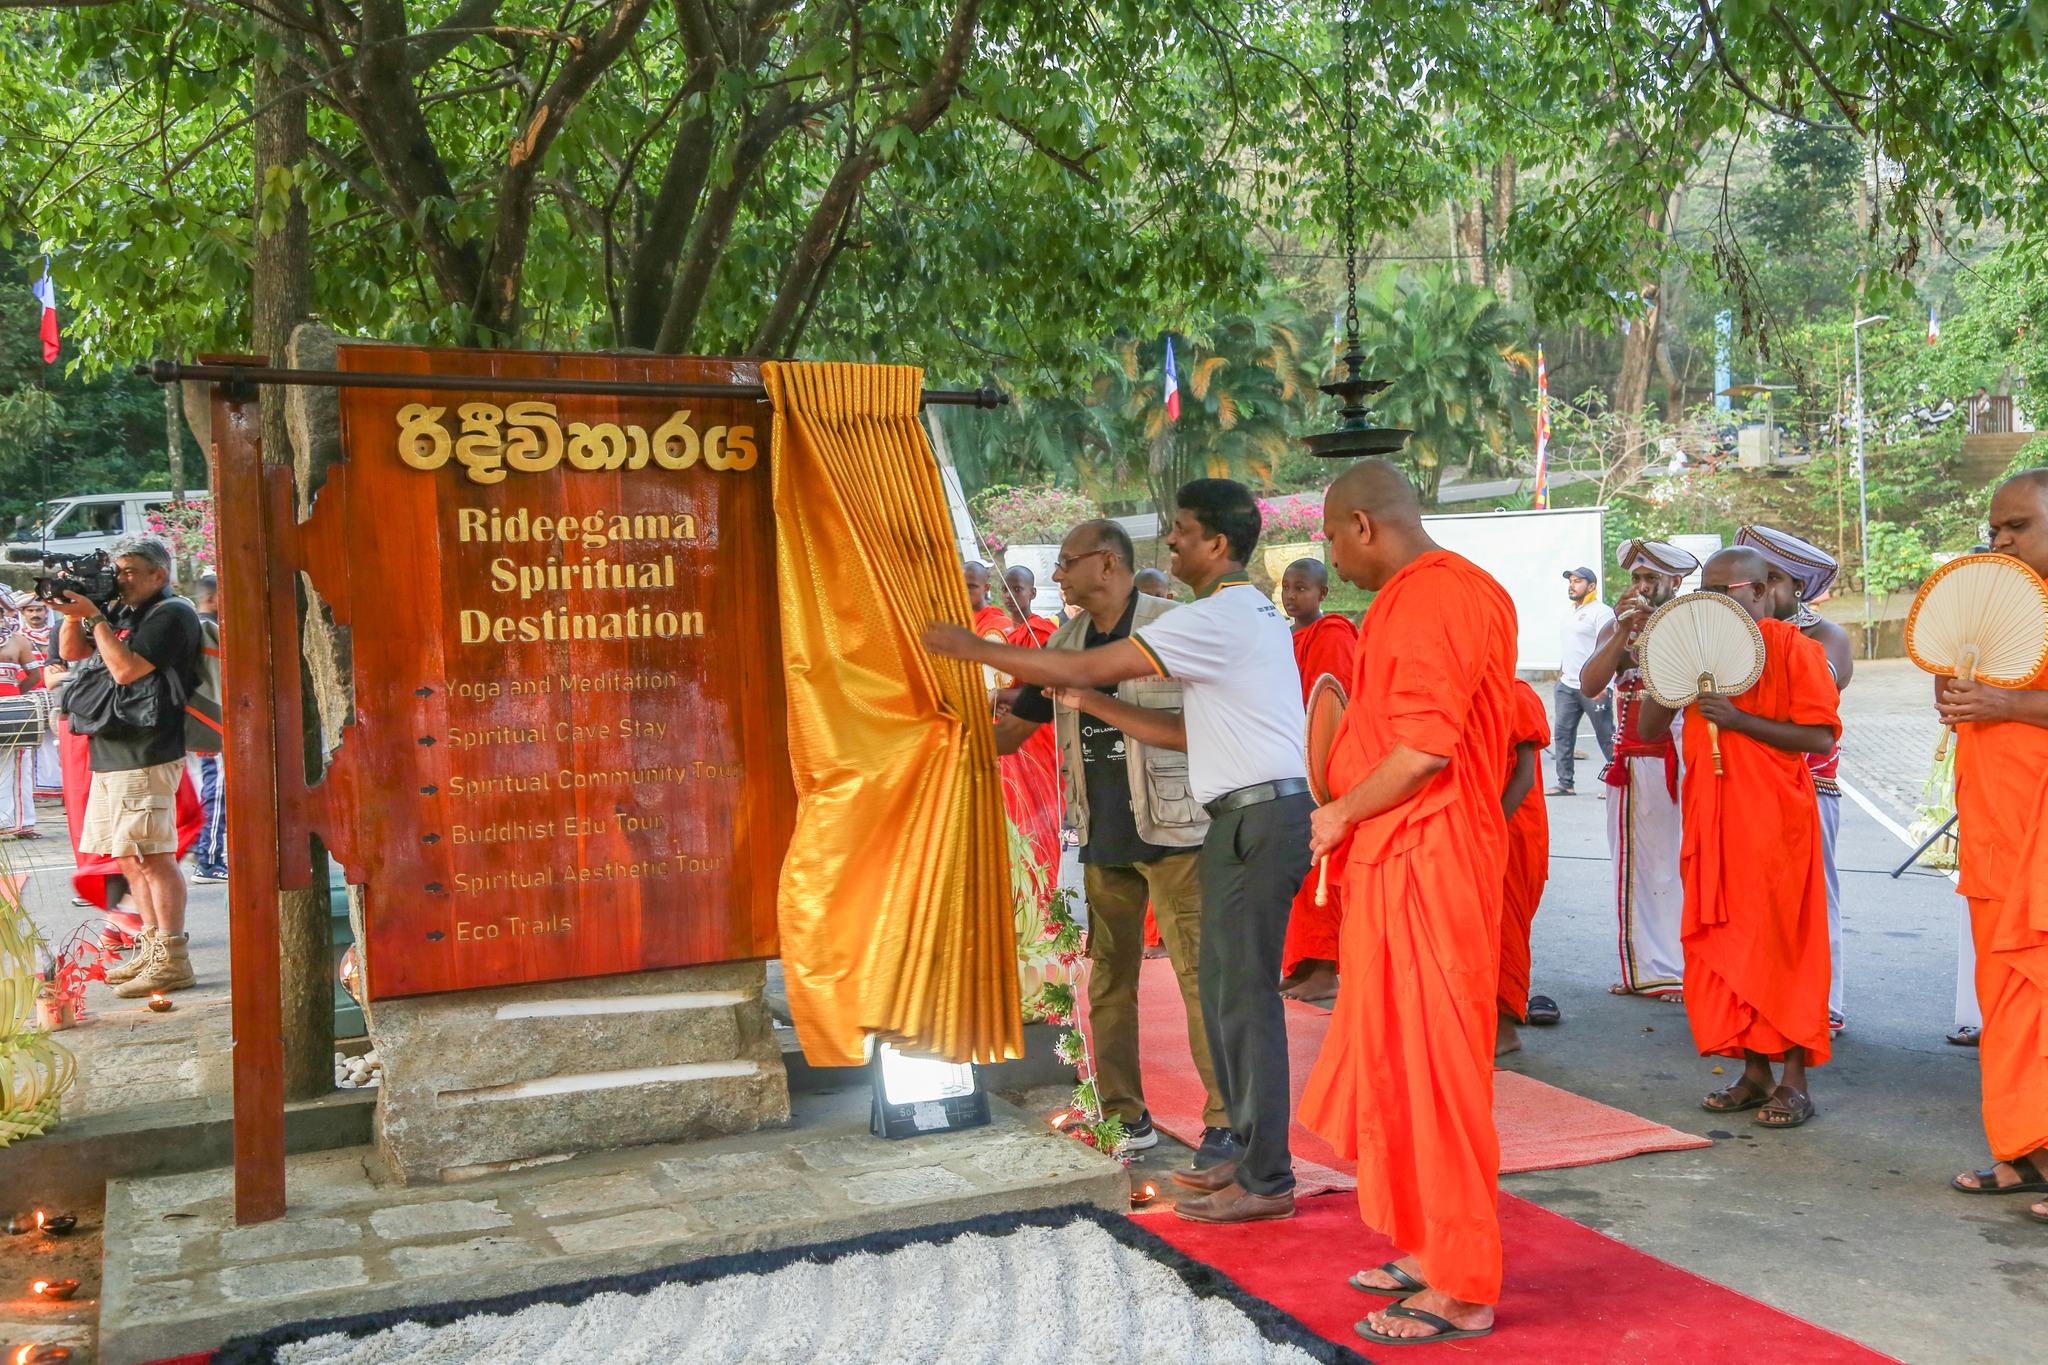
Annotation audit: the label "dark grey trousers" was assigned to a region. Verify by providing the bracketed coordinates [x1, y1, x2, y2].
[1196, 790, 1314, 1196]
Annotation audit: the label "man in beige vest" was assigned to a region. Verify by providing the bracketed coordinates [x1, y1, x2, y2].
[996, 518, 1230, 1165]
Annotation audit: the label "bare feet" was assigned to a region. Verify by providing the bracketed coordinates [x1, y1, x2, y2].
[1495, 1014, 1522, 1056]
[1280, 960, 1339, 1002]
[1142, 945, 1169, 959]
[1362, 1289, 1494, 1340]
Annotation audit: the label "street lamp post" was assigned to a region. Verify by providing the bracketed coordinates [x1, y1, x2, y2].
[1852, 313, 1889, 658]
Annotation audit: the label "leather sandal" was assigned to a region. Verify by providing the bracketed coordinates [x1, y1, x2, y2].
[1952, 1152, 2048, 1195]
[1700, 1077, 1770, 1113]
[1348, 1262, 1428, 1296]
[1755, 1086, 1815, 1128]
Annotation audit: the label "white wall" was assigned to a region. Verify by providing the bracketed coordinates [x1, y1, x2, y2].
[1421, 507, 1607, 672]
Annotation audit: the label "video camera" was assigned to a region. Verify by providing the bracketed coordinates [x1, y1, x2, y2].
[31, 550, 119, 607]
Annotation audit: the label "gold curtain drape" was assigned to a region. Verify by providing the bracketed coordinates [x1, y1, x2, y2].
[762, 361, 1020, 1066]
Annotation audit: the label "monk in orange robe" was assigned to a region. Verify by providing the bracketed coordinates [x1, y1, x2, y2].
[1496, 679, 1552, 1056]
[1938, 470, 2048, 1212]
[1279, 557, 1359, 1002]
[1637, 547, 1838, 1130]
[976, 563, 1061, 900]
[1299, 461, 1517, 1346]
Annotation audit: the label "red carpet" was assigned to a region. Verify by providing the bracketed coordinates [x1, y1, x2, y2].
[1119, 957, 1708, 1191]
[1143, 1191, 1901, 1363]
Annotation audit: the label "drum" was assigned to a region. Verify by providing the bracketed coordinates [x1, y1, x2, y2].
[0, 693, 50, 749]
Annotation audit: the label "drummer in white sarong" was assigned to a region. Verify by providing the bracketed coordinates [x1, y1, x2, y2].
[1578, 540, 1699, 998]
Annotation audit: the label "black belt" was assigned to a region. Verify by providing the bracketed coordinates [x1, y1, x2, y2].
[1203, 776, 1310, 818]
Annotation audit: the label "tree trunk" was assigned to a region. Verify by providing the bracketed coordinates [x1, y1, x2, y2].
[164, 382, 186, 502]
[1455, 199, 1487, 290]
[253, 18, 333, 1102]
[1489, 155, 1515, 301]
[1614, 185, 1682, 472]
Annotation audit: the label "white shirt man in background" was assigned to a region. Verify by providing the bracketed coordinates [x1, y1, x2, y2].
[1548, 565, 1614, 796]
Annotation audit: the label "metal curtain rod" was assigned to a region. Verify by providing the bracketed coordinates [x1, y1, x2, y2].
[136, 360, 1009, 408]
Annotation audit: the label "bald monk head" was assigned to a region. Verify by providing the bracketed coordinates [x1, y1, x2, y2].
[1990, 469, 2048, 577]
[1280, 557, 1330, 628]
[1135, 567, 1172, 598]
[963, 561, 992, 612]
[1701, 546, 1774, 623]
[1001, 565, 1037, 623]
[1322, 459, 1438, 591]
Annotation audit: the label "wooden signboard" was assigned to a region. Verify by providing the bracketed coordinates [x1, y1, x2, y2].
[288, 347, 794, 998]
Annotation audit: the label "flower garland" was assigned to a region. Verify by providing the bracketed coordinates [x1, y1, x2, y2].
[1024, 887, 1129, 1160]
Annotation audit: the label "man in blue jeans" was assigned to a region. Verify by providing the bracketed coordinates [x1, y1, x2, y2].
[1548, 565, 1614, 795]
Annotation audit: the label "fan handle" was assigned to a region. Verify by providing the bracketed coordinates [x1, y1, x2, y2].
[1699, 673, 1724, 776]
[1934, 646, 1979, 762]
[1315, 858, 1331, 906]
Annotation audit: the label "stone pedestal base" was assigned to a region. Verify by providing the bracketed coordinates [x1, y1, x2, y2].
[368, 962, 788, 1184]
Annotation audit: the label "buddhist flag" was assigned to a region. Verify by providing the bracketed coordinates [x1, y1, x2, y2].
[1163, 336, 1181, 422]
[33, 260, 58, 364]
[1927, 303, 1940, 346]
[1532, 342, 1550, 510]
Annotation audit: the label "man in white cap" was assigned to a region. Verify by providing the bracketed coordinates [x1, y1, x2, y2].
[1738, 525, 1854, 1034]
[1580, 539, 1699, 997]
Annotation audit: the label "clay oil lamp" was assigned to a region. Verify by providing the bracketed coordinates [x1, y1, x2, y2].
[32, 1214, 74, 1236]
[1129, 1182, 1157, 1208]
[29, 1280, 79, 1302]
[147, 993, 174, 1013]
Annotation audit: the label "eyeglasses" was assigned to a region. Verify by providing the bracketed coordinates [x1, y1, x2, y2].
[1703, 581, 1762, 595]
[1054, 548, 1112, 573]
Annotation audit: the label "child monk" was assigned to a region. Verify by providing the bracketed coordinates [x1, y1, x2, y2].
[1497, 679, 1554, 1056]
[1636, 547, 1839, 1128]
[1279, 558, 1358, 1002]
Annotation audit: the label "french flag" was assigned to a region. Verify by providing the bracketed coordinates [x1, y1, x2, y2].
[34, 261, 58, 363]
[1163, 335, 1180, 422]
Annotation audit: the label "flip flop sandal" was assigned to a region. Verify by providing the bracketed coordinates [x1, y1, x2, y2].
[2028, 1204, 2048, 1224]
[1952, 1153, 2048, 1195]
[1755, 1087, 1815, 1129]
[1700, 1080, 1770, 1113]
[1526, 995, 1562, 1026]
[1355, 1304, 1494, 1347]
[1947, 1025, 1981, 1048]
[1348, 1262, 1428, 1296]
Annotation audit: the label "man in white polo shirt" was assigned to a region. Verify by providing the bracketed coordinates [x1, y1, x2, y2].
[1549, 564, 1614, 796]
[924, 478, 1311, 1225]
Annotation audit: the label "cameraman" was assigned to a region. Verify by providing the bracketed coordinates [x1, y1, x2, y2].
[53, 536, 203, 997]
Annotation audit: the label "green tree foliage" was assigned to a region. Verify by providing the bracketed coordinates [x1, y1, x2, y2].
[0, 253, 196, 527]
[1353, 268, 1527, 503]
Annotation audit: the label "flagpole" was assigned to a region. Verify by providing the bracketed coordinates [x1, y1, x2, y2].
[1532, 341, 1550, 510]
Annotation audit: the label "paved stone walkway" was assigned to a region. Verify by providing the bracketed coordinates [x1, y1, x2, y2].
[1836, 658, 1943, 824]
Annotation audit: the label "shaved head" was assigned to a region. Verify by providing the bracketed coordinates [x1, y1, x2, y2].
[1701, 546, 1773, 622]
[1990, 468, 2048, 576]
[963, 560, 991, 611]
[1001, 564, 1036, 621]
[1327, 459, 1423, 525]
[1285, 558, 1328, 587]
[1134, 567, 1172, 598]
[1322, 459, 1436, 591]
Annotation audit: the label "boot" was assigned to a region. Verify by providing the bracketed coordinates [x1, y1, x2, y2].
[117, 933, 196, 997]
[103, 929, 160, 985]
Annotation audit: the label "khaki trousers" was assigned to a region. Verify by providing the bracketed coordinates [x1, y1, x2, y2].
[1084, 853, 1228, 1129]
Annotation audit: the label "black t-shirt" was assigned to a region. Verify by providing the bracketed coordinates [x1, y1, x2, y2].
[1013, 595, 1180, 866]
[87, 588, 202, 772]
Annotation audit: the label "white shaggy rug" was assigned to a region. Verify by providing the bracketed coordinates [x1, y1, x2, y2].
[266, 1216, 1336, 1365]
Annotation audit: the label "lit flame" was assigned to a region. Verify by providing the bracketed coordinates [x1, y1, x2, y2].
[32, 1211, 43, 1230]
[17, 1345, 33, 1365]
[32, 1281, 48, 1293]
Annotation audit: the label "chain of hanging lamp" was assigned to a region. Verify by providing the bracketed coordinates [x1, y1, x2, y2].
[1340, 1, 1359, 354]
[1303, 0, 1408, 458]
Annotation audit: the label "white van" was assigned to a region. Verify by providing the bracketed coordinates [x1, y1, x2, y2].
[5, 490, 211, 563]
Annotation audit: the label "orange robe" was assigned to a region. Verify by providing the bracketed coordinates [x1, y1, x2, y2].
[1677, 618, 1838, 1067]
[998, 614, 1062, 901]
[1498, 679, 1551, 1022]
[1299, 551, 1518, 1306]
[1284, 612, 1361, 975]
[1952, 663, 2048, 1163]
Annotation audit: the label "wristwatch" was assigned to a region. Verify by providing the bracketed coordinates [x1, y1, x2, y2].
[80, 614, 107, 632]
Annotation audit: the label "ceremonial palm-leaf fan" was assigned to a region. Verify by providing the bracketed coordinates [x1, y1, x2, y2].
[1304, 672, 1348, 907]
[1637, 590, 1767, 777]
[1905, 552, 2048, 759]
